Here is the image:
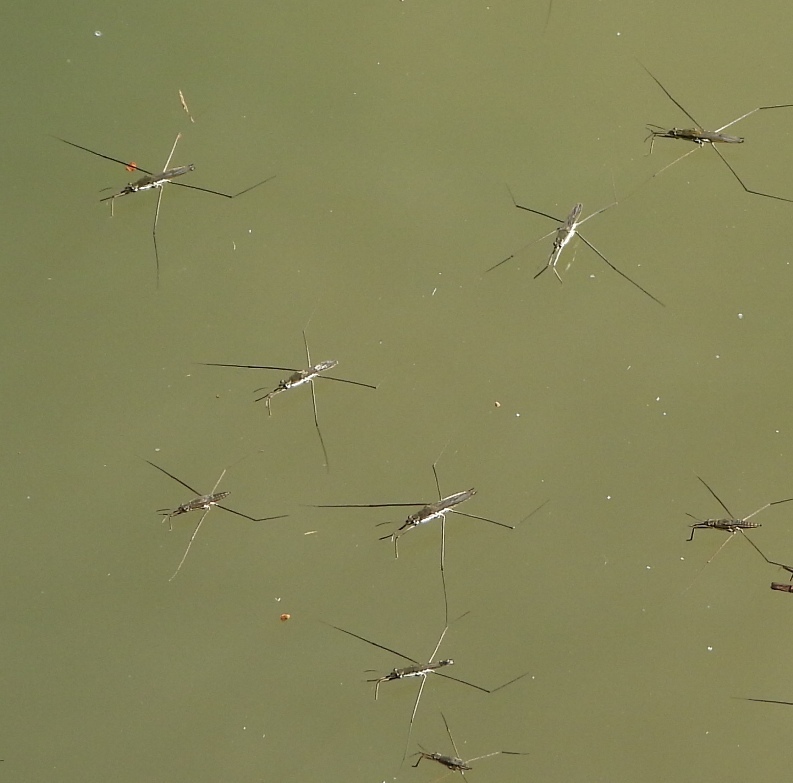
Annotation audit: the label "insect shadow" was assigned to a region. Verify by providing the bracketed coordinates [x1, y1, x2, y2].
[412, 710, 529, 778]
[486, 187, 664, 307]
[639, 60, 793, 203]
[201, 330, 377, 470]
[56, 134, 275, 285]
[323, 613, 529, 765]
[146, 459, 287, 581]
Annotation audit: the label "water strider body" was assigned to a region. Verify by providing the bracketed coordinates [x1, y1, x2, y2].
[254, 360, 343, 408]
[771, 582, 793, 593]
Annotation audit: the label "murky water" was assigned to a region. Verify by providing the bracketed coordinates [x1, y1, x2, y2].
[4, 1, 793, 781]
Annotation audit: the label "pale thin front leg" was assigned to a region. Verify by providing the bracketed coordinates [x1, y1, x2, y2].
[401, 674, 427, 764]
[152, 187, 164, 287]
[309, 379, 330, 471]
[169, 507, 211, 581]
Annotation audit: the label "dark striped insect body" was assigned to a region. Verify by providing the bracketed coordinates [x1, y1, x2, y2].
[645, 126, 744, 154]
[639, 60, 793, 203]
[771, 582, 793, 593]
[106, 164, 195, 203]
[381, 488, 485, 557]
[371, 659, 454, 700]
[161, 490, 231, 529]
[413, 750, 471, 772]
[687, 515, 761, 541]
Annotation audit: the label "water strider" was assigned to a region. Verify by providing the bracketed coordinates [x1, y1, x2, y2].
[323, 614, 529, 763]
[313, 464, 516, 557]
[486, 189, 664, 306]
[685, 476, 793, 585]
[55, 135, 274, 284]
[412, 711, 529, 775]
[639, 60, 793, 203]
[687, 475, 793, 542]
[146, 460, 287, 581]
[310, 463, 541, 621]
[201, 331, 377, 469]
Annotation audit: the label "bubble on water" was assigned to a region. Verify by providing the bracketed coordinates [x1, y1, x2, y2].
[94, 30, 102, 37]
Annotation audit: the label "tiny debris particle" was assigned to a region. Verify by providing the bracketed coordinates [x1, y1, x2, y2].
[494, 401, 501, 408]
[280, 613, 291, 622]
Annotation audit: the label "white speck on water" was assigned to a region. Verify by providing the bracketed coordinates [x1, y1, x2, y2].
[94, 30, 102, 37]
[606, 495, 612, 500]
[515, 413, 520, 417]
[737, 313, 743, 319]
[715, 354, 720, 359]
[431, 287, 437, 296]
[707, 646, 713, 652]
[645, 565, 651, 570]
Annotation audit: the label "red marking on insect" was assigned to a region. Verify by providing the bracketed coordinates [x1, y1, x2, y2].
[125, 162, 138, 173]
